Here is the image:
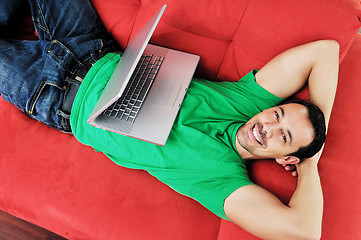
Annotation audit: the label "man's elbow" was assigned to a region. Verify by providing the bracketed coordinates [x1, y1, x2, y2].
[286, 231, 321, 240]
[283, 218, 322, 240]
[325, 39, 339, 50]
[317, 39, 340, 54]
[262, 227, 321, 240]
[293, 224, 322, 240]
[301, 231, 321, 240]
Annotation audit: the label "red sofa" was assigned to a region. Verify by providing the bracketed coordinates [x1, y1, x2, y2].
[1, 0, 361, 239]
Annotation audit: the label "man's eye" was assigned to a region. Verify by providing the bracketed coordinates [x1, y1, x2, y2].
[282, 133, 287, 143]
[275, 111, 280, 121]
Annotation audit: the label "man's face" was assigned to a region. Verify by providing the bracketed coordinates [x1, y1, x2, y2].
[235, 103, 314, 160]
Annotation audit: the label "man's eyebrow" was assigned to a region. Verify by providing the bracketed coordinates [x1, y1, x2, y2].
[287, 130, 293, 144]
[279, 106, 285, 117]
[279, 107, 293, 144]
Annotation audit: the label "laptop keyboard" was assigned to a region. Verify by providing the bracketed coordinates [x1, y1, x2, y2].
[101, 54, 164, 122]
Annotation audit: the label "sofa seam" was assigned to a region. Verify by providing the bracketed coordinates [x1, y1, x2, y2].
[126, 2, 142, 46]
[215, 0, 250, 81]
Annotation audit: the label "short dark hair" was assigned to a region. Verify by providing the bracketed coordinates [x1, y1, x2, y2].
[279, 99, 326, 160]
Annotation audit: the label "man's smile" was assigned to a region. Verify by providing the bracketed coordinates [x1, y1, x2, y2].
[248, 123, 264, 146]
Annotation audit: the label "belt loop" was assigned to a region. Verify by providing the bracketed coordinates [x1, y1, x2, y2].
[61, 82, 80, 114]
[66, 77, 82, 86]
[61, 61, 93, 116]
[58, 109, 70, 119]
[90, 51, 98, 62]
[60, 113, 72, 133]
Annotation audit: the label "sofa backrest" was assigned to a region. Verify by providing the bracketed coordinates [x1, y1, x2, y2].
[92, 0, 361, 81]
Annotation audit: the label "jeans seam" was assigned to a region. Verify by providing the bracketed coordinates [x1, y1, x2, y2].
[1, 93, 25, 112]
[99, 39, 104, 50]
[25, 111, 63, 130]
[62, 84, 69, 113]
[61, 115, 71, 132]
[47, 44, 72, 74]
[28, 81, 64, 115]
[62, 117, 66, 130]
[47, 40, 82, 75]
[65, 77, 81, 86]
[35, 0, 52, 39]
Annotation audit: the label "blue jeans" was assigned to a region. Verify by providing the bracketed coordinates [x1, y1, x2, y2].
[0, 0, 117, 133]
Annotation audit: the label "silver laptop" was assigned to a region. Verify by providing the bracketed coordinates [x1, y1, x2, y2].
[87, 4, 200, 146]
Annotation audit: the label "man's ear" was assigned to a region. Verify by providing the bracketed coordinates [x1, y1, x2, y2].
[285, 156, 300, 165]
[276, 156, 300, 165]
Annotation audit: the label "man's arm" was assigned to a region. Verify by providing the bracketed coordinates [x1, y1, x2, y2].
[224, 163, 322, 240]
[255, 39, 339, 129]
[225, 151, 323, 240]
[224, 40, 339, 240]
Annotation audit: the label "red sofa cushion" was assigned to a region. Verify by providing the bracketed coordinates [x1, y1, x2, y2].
[0, 0, 360, 239]
[0, 98, 221, 239]
[93, 0, 361, 80]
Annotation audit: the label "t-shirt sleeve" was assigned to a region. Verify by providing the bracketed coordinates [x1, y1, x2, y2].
[188, 174, 254, 220]
[237, 69, 284, 112]
[149, 164, 255, 221]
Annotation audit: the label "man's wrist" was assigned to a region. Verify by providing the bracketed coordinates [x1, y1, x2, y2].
[296, 160, 318, 176]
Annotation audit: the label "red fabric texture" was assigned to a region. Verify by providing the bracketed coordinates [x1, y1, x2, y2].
[1, 0, 361, 239]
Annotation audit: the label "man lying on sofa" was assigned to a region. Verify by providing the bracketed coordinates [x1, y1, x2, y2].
[0, 0, 339, 239]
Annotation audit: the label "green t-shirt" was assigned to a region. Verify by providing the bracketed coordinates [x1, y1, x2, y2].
[70, 52, 283, 220]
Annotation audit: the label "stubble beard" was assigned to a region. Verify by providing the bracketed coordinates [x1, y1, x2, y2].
[236, 124, 256, 156]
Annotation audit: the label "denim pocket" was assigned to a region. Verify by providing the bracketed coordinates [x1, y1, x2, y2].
[28, 80, 66, 130]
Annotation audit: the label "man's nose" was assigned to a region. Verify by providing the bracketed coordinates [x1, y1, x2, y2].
[262, 122, 279, 138]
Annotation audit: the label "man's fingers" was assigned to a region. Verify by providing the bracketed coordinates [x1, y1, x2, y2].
[284, 165, 298, 177]
[284, 165, 296, 171]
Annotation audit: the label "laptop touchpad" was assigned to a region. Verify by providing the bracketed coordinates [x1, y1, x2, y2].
[151, 81, 181, 109]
